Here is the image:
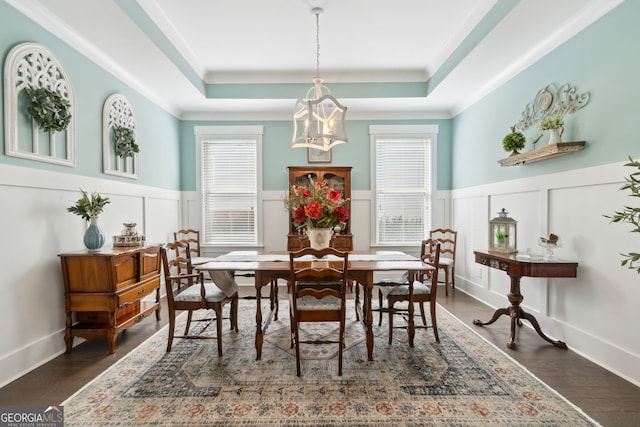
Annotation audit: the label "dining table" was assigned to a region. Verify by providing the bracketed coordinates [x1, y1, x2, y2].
[196, 251, 434, 361]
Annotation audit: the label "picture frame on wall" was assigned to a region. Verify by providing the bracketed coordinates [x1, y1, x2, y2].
[308, 148, 331, 163]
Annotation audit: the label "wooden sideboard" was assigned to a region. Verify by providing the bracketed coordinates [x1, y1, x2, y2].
[287, 166, 353, 251]
[59, 245, 162, 353]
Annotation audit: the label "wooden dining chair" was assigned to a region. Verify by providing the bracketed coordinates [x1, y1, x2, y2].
[381, 240, 441, 346]
[173, 229, 214, 266]
[160, 241, 238, 356]
[429, 228, 457, 296]
[288, 247, 349, 376]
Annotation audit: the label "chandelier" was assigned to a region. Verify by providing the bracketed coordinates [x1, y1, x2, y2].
[292, 7, 347, 152]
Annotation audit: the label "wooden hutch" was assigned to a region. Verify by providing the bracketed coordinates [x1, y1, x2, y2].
[287, 166, 353, 251]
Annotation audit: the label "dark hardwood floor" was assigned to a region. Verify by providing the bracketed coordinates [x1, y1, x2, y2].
[1, 285, 638, 426]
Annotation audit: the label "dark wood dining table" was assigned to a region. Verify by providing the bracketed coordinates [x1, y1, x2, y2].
[196, 251, 434, 361]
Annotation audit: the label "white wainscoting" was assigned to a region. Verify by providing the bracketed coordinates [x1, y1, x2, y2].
[451, 161, 640, 387]
[0, 163, 181, 388]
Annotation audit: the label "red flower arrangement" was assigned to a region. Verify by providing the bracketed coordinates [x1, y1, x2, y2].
[285, 178, 349, 230]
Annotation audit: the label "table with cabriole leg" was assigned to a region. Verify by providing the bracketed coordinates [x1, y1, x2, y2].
[472, 250, 578, 350]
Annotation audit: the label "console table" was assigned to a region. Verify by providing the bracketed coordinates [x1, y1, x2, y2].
[472, 250, 578, 350]
[59, 245, 162, 353]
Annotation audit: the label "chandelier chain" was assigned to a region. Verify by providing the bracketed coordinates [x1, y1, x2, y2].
[315, 10, 320, 78]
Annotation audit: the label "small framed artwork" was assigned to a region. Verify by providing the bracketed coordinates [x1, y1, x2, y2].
[308, 148, 331, 163]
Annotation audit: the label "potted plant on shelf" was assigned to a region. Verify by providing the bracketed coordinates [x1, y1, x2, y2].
[502, 126, 526, 155]
[538, 114, 564, 144]
[68, 189, 111, 251]
[604, 156, 640, 274]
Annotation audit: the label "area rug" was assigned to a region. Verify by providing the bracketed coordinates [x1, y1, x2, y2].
[61, 300, 600, 426]
[264, 316, 365, 360]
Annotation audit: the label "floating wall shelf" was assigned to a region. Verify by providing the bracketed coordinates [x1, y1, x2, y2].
[498, 141, 585, 167]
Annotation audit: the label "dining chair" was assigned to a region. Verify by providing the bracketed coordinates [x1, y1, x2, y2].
[288, 247, 349, 376]
[160, 241, 238, 356]
[173, 229, 213, 265]
[381, 240, 441, 346]
[429, 228, 457, 296]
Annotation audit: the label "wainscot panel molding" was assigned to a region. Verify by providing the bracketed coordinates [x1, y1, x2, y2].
[451, 160, 640, 387]
[0, 163, 181, 388]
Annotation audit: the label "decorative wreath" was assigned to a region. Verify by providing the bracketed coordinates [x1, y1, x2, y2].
[25, 87, 72, 133]
[113, 126, 140, 159]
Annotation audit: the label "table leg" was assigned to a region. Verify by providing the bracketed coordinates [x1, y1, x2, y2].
[473, 274, 567, 350]
[270, 280, 278, 321]
[354, 281, 360, 321]
[518, 307, 568, 349]
[64, 309, 73, 354]
[473, 307, 510, 327]
[106, 311, 117, 354]
[255, 282, 263, 360]
[363, 277, 374, 361]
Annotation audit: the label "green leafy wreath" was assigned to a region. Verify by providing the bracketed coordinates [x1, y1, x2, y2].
[113, 126, 140, 159]
[25, 87, 72, 133]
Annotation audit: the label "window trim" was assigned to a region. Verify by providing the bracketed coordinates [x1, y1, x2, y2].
[195, 125, 263, 247]
[369, 125, 438, 247]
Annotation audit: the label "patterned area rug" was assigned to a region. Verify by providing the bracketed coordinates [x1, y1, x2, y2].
[265, 317, 365, 360]
[62, 300, 600, 426]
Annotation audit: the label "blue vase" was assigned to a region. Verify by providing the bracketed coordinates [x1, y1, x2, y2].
[84, 217, 105, 252]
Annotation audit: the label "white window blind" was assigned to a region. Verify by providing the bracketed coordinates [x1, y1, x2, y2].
[375, 136, 431, 245]
[201, 137, 257, 245]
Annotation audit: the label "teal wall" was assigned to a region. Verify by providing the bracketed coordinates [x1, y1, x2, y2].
[180, 119, 453, 192]
[10, 0, 633, 195]
[0, 2, 181, 190]
[451, 0, 639, 189]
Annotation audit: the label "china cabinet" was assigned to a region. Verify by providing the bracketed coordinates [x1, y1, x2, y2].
[287, 166, 353, 251]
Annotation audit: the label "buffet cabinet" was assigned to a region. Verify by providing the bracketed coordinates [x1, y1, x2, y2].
[287, 166, 353, 251]
[59, 245, 162, 353]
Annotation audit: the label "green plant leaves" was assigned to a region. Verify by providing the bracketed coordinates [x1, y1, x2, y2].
[502, 131, 526, 152]
[113, 126, 140, 159]
[605, 156, 640, 274]
[67, 189, 110, 222]
[25, 87, 71, 133]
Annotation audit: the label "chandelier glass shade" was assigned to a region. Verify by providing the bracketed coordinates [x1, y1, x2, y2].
[291, 8, 347, 151]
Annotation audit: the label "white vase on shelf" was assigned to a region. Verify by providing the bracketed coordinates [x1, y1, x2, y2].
[548, 127, 563, 145]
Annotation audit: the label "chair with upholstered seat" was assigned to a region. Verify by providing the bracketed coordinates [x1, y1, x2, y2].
[288, 247, 349, 376]
[429, 228, 457, 296]
[161, 241, 238, 356]
[381, 240, 441, 346]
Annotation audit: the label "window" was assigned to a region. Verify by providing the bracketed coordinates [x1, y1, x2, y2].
[196, 126, 262, 246]
[370, 125, 436, 246]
